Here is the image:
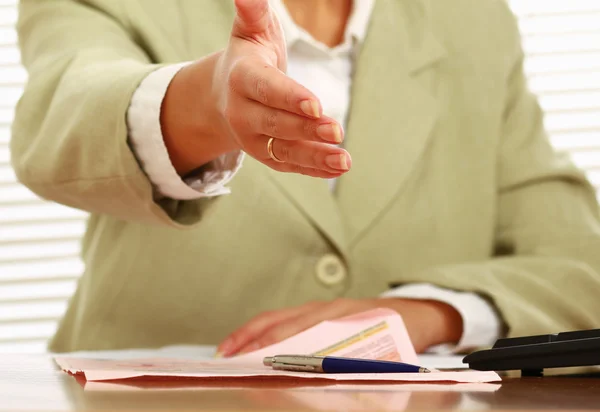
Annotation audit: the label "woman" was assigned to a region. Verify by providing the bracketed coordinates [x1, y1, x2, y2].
[11, 0, 600, 356]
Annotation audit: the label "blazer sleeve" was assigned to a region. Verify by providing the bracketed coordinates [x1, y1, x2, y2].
[395, 4, 600, 340]
[11, 0, 213, 227]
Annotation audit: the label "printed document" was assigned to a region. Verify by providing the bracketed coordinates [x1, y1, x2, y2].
[55, 308, 500, 383]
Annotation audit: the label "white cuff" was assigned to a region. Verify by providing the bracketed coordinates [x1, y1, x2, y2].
[184, 151, 245, 197]
[127, 63, 244, 200]
[381, 283, 502, 353]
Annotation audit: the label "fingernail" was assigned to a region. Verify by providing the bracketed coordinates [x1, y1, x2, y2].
[325, 153, 351, 171]
[218, 339, 234, 357]
[317, 123, 343, 144]
[300, 100, 320, 118]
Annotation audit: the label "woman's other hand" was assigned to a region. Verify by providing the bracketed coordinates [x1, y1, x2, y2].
[161, 0, 351, 177]
[216, 298, 464, 357]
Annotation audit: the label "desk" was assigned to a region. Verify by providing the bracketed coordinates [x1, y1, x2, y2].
[2, 355, 600, 411]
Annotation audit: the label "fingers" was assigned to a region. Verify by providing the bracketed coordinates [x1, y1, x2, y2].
[237, 314, 321, 355]
[238, 101, 342, 144]
[225, 104, 351, 176]
[222, 32, 353, 178]
[264, 139, 352, 173]
[228, 102, 351, 175]
[264, 162, 347, 179]
[242, 135, 350, 175]
[233, 0, 271, 36]
[230, 60, 322, 119]
[235, 299, 364, 355]
[217, 301, 324, 357]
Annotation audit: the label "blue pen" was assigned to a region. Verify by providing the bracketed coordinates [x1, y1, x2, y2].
[263, 355, 430, 374]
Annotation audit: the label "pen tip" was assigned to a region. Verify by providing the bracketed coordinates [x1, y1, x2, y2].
[421, 368, 432, 373]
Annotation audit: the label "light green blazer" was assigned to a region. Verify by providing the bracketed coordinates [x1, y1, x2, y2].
[11, 0, 600, 352]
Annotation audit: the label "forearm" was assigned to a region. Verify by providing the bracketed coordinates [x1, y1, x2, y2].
[396, 255, 600, 339]
[383, 284, 502, 352]
[384, 298, 463, 347]
[12, 0, 223, 226]
[160, 51, 238, 176]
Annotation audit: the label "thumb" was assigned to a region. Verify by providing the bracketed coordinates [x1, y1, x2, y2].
[233, 0, 271, 37]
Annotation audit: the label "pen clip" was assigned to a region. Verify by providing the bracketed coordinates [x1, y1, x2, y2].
[271, 362, 321, 372]
[264, 355, 325, 373]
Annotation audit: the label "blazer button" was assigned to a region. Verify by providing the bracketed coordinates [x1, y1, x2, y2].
[315, 254, 347, 286]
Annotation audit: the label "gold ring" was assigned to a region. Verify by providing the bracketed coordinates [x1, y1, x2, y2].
[267, 137, 285, 163]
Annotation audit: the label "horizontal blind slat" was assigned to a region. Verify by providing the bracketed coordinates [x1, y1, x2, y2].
[0, 107, 14, 123]
[525, 52, 600, 75]
[551, 131, 600, 151]
[0, 184, 41, 204]
[0, 257, 83, 282]
[0, 300, 67, 323]
[0, 203, 87, 224]
[0, 321, 58, 341]
[0, 126, 9, 143]
[0, 47, 20, 65]
[0, 240, 81, 263]
[0, 65, 25, 84]
[518, 12, 600, 35]
[510, 0, 600, 15]
[0, 279, 77, 302]
[0, 7, 15, 26]
[539, 91, 600, 112]
[0, 165, 16, 184]
[0, 220, 86, 244]
[545, 111, 600, 131]
[0, 341, 48, 353]
[529, 72, 600, 93]
[0, 85, 23, 106]
[0, 27, 15, 46]
[570, 151, 600, 169]
[523, 33, 600, 55]
[0, 144, 9, 163]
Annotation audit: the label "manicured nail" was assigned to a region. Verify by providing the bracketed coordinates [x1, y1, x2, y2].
[317, 123, 343, 143]
[325, 153, 350, 171]
[300, 100, 320, 118]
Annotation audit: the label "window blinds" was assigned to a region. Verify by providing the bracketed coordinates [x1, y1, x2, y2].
[0, 0, 599, 353]
[510, 0, 600, 190]
[0, 0, 85, 353]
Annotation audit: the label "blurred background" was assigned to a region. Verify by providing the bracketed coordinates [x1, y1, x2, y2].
[0, 0, 599, 353]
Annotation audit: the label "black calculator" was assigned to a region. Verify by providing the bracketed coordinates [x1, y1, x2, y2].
[463, 329, 600, 376]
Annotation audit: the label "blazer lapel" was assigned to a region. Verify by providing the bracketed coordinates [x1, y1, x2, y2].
[267, 171, 348, 258]
[336, 0, 448, 243]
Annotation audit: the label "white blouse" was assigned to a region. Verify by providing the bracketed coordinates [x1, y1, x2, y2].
[126, 0, 501, 352]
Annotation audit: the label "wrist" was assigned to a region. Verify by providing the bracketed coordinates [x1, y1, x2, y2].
[423, 300, 463, 346]
[381, 298, 463, 347]
[161, 51, 238, 176]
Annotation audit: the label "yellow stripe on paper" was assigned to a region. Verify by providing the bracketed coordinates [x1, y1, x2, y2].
[312, 321, 389, 356]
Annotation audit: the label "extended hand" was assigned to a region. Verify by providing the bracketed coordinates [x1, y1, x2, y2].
[162, 0, 351, 177]
[216, 298, 464, 357]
